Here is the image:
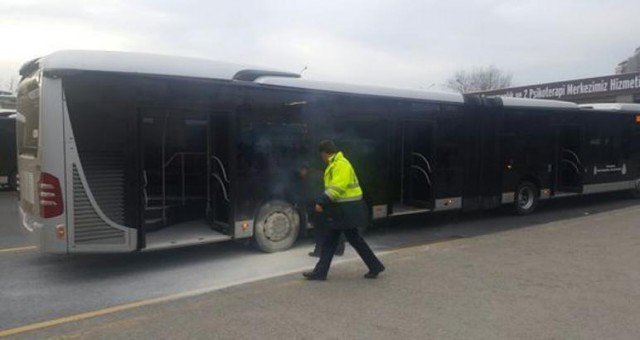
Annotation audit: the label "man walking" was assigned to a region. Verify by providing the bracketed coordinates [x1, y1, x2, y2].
[298, 163, 345, 257]
[303, 140, 385, 281]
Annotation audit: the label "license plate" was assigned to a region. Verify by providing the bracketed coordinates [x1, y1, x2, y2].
[0, 176, 7, 185]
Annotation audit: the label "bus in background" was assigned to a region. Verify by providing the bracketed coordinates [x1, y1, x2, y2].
[0, 90, 16, 109]
[0, 90, 17, 191]
[15, 50, 640, 254]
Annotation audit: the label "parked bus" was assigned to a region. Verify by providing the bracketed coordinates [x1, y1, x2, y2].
[16, 50, 640, 254]
[1, 91, 17, 191]
[0, 110, 17, 190]
[0, 90, 16, 110]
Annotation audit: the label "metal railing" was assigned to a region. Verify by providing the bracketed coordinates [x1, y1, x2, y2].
[561, 149, 583, 175]
[411, 152, 433, 173]
[163, 152, 207, 205]
[145, 150, 230, 225]
[410, 165, 432, 186]
[160, 152, 206, 223]
[410, 152, 433, 187]
[211, 155, 230, 202]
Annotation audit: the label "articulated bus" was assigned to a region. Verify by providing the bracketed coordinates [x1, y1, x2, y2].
[16, 50, 640, 254]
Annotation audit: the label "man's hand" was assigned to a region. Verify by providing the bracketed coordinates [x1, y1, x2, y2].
[315, 204, 324, 213]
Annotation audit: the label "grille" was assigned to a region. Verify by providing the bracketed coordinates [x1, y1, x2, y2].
[80, 152, 125, 224]
[73, 165, 125, 245]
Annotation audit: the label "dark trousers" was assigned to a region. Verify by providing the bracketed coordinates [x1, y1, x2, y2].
[312, 213, 345, 255]
[313, 228, 384, 277]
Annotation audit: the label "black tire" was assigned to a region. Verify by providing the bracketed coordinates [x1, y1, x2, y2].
[514, 181, 539, 215]
[253, 200, 300, 253]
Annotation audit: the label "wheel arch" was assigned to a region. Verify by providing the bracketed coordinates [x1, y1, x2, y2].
[519, 174, 541, 195]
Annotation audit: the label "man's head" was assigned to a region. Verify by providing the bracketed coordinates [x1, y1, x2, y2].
[318, 139, 337, 164]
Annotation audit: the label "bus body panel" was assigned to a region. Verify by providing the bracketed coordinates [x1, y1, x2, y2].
[499, 108, 639, 203]
[17, 73, 139, 254]
[579, 111, 639, 193]
[500, 108, 556, 203]
[62, 139, 139, 253]
[39, 77, 69, 254]
[60, 77, 138, 253]
[17, 75, 68, 254]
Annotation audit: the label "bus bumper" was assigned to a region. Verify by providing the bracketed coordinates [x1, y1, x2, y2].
[19, 206, 68, 254]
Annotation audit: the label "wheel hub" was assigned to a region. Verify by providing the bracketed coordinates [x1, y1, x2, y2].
[519, 186, 534, 210]
[263, 212, 291, 242]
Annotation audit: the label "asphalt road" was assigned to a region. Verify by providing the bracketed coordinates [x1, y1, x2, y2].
[1, 190, 639, 338]
[0, 191, 31, 249]
[22, 202, 640, 340]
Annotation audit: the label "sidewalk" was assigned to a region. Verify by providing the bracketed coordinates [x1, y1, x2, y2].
[14, 206, 640, 339]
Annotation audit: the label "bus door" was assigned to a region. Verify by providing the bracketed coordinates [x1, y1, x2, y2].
[401, 121, 435, 208]
[555, 125, 584, 193]
[140, 110, 210, 231]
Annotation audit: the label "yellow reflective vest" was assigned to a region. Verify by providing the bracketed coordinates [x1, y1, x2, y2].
[323, 152, 363, 203]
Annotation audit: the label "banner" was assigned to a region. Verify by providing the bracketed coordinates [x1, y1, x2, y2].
[477, 72, 640, 100]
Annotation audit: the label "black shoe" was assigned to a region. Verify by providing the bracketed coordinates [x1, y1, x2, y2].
[308, 251, 320, 257]
[303, 271, 326, 281]
[335, 250, 345, 256]
[364, 265, 385, 279]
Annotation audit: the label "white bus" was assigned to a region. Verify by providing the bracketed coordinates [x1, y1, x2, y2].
[16, 50, 640, 254]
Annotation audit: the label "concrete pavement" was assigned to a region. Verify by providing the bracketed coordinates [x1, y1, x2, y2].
[10, 203, 640, 339]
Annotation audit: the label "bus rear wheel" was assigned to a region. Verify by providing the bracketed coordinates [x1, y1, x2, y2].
[253, 200, 300, 253]
[514, 181, 538, 215]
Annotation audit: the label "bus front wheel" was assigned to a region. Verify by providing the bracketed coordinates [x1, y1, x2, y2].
[253, 200, 300, 253]
[514, 181, 538, 215]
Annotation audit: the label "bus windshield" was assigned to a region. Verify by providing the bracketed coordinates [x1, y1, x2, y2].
[16, 71, 40, 156]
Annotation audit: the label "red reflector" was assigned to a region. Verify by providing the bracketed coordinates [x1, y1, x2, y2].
[39, 172, 64, 218]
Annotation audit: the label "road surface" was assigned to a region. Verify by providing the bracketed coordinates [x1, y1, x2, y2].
[0, 190, 638, 338]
